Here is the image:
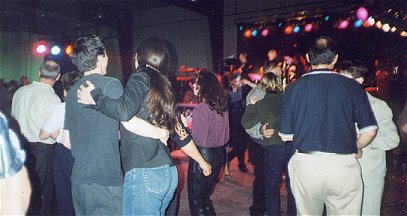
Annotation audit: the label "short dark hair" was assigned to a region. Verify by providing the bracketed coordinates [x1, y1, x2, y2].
[308, 36, 338, 65]
[61, 71, 82, 92]
[39, 61, 60, 80]
[70, 35, 106, 73]
[135, 37, 169, 74]
[337, 60, 369, 79]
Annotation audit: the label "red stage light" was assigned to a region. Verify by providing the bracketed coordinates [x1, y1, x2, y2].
[65, 45, 73, 55]
[362, 20, 371, 27]
[33, 42, 49, 55]
[304, 24, 313, 32]
[243, 29, 252, 38]
[338, 20, 349, 29]
[284, 26, 293, 34]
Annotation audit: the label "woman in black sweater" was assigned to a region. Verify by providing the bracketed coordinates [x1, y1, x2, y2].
[77, 37, 211, 215]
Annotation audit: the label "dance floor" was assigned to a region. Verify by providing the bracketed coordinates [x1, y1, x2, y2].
[171, 149, 407, 215]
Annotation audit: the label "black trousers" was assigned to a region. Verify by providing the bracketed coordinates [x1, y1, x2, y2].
[250, 142, 266, 215]
[188, 146, 225, 216]
[25, 142, 56, 215]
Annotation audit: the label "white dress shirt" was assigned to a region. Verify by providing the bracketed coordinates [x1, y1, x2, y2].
[11, 81, 61, 144]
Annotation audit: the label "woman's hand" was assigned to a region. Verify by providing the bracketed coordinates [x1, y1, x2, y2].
[199, 160, 212, 176]
[77, 80, 96, 105]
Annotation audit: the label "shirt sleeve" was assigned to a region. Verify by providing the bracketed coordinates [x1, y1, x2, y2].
[191, 104, 209, 147]
[353, 86, 378, 132]
[91, 74, 147, 121]
[369, 100, 399, 150]
[279, 87, 294, 137]
[42, 105, 61, 134]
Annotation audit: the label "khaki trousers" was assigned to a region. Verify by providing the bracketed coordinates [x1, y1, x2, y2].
[361, 174, 385, 216]
[288, 152, 363, 216]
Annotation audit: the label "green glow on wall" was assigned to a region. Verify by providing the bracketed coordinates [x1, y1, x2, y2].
[0, 30, 44, 82]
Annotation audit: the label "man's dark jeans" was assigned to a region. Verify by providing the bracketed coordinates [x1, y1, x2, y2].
[264, 142, 296, 216]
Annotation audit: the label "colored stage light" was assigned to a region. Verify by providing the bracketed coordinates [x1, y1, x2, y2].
[251, 29, 258, 37]
[382, 23, 390, 32]
[338, 20, 349, 29]
[356, 7, 368, 21]
[325, 16, 330, 21]
[239, 26, 244, 31]
[284, 26, 293, 34]
[34, 42, 49, 55]
[368, 17, 375, 26]
[293, 26, 300, 33]
[304, 23, 313, 32]
[362, 20, 371, 27]
[65, 45, 73, 55]
[51, 45, 61, 55]
[354, 19, 363, 27]
[243, 29, 252, 38]
[36, 45, 47, 54]
[261, 28, 269, 37]
[390, 27, 397, 33]
[278, 22, 283, 27]
[375, 21, 382, 29]
[401, 31, 407, 37]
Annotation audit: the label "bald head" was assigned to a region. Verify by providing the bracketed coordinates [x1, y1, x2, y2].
[307, 36, 338, 66]
[39, 60, 60, 80]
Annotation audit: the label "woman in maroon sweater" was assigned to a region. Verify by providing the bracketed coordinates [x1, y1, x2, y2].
[188, 71, 229, 216]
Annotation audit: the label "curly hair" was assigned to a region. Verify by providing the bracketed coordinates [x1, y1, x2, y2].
[193, 71, 228, 115]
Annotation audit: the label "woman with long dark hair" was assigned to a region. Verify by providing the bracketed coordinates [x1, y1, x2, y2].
[77, 37, 211, 215]
[188, 71, 229, 216]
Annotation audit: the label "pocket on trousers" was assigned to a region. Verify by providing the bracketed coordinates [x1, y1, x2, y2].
[142, 166, 170, 194]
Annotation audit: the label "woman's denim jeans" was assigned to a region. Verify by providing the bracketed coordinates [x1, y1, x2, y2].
[123, 165, 178, 215]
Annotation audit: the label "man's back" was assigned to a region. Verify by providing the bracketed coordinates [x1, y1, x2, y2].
[280, 71, 376, 154]
[64, 74, 123, 186]
[12, 81, 61, 144]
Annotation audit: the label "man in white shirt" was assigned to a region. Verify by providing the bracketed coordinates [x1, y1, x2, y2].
[11, 60, 61, 215]
[338, 60, 399, 215]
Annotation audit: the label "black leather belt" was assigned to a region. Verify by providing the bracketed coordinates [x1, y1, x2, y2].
[297, 149, 353, 155]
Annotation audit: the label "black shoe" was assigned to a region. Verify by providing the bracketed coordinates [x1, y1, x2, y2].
[239, 165, 248, 173]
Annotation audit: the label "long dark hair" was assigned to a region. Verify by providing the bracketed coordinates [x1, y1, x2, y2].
[135, 37, 175, 131]
[193, 71, 228, 115]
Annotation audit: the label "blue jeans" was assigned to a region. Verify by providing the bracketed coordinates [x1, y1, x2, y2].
[123, 165, 178, 215]
[264, 142, 296, 216]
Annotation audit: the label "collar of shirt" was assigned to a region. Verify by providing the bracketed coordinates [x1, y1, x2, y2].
[302, 68, 336, 77]
[32, 81, 55, 92]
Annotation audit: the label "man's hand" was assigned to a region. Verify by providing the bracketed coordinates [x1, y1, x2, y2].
[355, 148, 363, 159]
[249, 96, 258, 105]
[77, 80, 96, 105]
[199, 161, 212, 176]
[51, 130, 60, 140]
[261, 123, 275, 138]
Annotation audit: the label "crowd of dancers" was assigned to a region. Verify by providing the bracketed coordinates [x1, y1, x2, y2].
[1, 34, 406, 216]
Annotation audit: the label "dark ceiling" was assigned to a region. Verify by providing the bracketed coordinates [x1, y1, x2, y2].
[0, 0, 221, 37]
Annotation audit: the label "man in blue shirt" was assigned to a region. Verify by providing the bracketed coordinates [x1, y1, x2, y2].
[279, 36, 378, 215]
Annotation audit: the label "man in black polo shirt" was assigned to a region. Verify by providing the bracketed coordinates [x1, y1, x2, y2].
[279, 36, 378, 215]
